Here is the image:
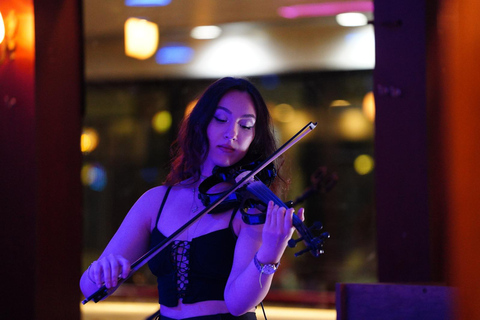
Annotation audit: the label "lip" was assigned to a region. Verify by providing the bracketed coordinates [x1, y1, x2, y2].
[217, 144, 235, 153]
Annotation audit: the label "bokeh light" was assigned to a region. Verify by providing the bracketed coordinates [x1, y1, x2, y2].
[192, 36, 274, 77]
[81, 163, 107, 191]
[338, 108, 373, 140]
[125, 0, 171, 6]
[190, 26, 222, 39]
[354, 154, 374, 175]
[124, 18, 159, 60]
[0, 12, 5, 44]
[362, 91, 375, 122]
[330, 99, 351, 107]
[155, 44, 194, 64]
[272, 103, 295, 123]
[151, 110, 172, 133]
[336, 13, 368, 27]
[81, 127, 99, 153]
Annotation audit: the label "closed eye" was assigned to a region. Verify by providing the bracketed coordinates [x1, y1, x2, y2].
[213, 116, 227, 123]
[239, 119, 255, 130]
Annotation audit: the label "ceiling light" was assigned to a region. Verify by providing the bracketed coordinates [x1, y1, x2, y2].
[278, 1, 373, 19]
[190, 26, 222, 40]
[336, 13, 368, 27]
[125, 0, 171, 6]
[156, 44, 194, 64]
[192, 36, 274, 77]
[124, 18, 159, 60]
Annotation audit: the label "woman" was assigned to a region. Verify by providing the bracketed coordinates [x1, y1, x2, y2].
[80, 77, 304, 319]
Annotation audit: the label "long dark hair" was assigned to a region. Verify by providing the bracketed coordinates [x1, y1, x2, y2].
[165, 77, 279, 187]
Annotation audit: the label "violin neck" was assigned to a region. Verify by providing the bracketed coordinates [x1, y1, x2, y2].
[245, 181, 303, 226]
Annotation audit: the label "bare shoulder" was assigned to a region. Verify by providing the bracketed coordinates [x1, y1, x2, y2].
[126, 185, 171, 228]
[138, 185, 170, 204]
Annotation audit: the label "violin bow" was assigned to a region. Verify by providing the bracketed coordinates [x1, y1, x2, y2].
[82, 121, 317, 304]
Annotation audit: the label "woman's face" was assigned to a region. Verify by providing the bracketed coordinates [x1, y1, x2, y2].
[203, 90, 256, 175]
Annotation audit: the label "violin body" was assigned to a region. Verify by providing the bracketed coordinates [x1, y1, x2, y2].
[198, 162, 334, 257]
[198, 160, 276, 214]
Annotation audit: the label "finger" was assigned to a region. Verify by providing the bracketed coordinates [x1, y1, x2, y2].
[90, 261, 102, 287]
[119, 257, 131, 279]
[108, 257, 120, 287]
[100, 259, 112, 288]
[271, 204, 283, 229]
[266, 201, 274, 226]
[284, 208, 294, 231]
[276, 207, 286, 229]
[298, 208, 305, 222]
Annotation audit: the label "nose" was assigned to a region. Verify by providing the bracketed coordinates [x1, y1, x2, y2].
[224, 123, 238, 140]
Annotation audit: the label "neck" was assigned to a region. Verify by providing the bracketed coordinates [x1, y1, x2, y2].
[200, 163, 215, 177]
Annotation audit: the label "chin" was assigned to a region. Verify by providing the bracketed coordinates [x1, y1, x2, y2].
[215, 157, 244, 168]
[215, 161, 237, 168]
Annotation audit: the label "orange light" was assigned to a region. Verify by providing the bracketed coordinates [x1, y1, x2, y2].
[81, 128, 99, 153]
[362, 91, 375, 122]
[124, 18, 159, 60]
[0, 12, 5, 44]
[272, 103, 295, 123]
[338, 109, 373, 141]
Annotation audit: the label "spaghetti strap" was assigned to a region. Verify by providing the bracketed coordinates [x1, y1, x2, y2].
[228, 203, 241, 237]
[155, 186, 173, 227]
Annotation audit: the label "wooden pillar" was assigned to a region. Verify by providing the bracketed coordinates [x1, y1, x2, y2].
[374, 0, 437, 282]
[439, 0, 480, 318]
[0, 0, 83, 318]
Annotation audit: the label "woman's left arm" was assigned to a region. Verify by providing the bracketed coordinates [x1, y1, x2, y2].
[224, 201, 304, 316]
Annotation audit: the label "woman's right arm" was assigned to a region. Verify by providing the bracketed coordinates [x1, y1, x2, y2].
[79, 186, 167, 298]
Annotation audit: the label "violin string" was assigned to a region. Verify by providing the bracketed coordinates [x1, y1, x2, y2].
[248, 182, 284, 207]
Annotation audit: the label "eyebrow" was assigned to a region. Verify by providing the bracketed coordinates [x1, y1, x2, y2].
[216, 106, 256, 119]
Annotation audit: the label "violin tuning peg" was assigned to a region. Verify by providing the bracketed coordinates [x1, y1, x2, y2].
[288, 239, 296, 248]
[320, 232, 330, 240]
[285, 200, 294, 208]
[294, 247, 311, 257]
[288, 237, 303, 248]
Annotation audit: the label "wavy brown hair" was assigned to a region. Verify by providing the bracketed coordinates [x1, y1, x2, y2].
[165, 77, 282, 190]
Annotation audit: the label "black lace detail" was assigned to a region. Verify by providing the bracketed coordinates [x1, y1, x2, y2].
[171, 240, 191, 298]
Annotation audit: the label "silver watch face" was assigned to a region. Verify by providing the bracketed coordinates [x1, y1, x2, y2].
[262, 264, 277, 275]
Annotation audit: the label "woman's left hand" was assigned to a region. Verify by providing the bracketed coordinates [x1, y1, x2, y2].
[256, 201, 304, 264]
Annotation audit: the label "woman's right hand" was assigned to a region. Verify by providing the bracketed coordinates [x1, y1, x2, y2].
[88, 254, 131, 289]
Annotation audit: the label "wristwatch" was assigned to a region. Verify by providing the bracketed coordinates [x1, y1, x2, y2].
[254, 252, 280, 275]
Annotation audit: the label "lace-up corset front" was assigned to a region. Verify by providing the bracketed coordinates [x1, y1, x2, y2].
[148, 187, 238, 307]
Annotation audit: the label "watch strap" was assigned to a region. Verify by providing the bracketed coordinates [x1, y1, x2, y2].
[254, 252, 279, 287]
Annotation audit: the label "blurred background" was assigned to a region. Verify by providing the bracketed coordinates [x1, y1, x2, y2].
[4, 0, 480, 319]
[80, 0, 376, 309]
